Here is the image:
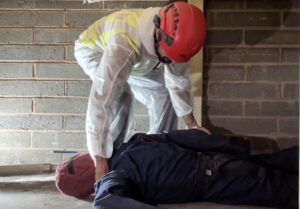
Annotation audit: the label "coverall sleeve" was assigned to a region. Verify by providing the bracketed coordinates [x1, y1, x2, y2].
[75, 37, 137, 160]
[151, 129, 251, 157]
[93, 170, 159, 209]
[164, 63, 193, 117]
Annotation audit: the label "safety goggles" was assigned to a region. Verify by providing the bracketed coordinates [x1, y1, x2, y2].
[153, 14, 174, 46]
[153, 15, 173, 64]
[153, 32, 172, 64]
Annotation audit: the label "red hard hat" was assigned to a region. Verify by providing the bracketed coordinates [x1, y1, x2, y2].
[157, 2, 206, 63]
[55, 153, 95, 198]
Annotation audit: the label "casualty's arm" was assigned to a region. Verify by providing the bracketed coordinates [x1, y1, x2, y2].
[154, 129, 250, 157]
[93, 170, 160, 209]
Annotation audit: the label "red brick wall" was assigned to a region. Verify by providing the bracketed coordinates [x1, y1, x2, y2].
[203, 0, 299, 149]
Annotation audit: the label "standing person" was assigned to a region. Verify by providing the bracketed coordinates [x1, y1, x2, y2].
[74, 2, 207, 181]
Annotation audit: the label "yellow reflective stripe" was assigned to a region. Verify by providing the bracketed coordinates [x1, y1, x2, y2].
[124, 10, 140, 27]
[104, 10, 140, 25]
[99, 30, 140, 53]
[119, 33, 139, 54]
[121, 33, 140, 53]
[79, 9, 143, 52]
[79, 31, 96, 49]
[99, 29, 123, 48]
[79, 23, 101, 49]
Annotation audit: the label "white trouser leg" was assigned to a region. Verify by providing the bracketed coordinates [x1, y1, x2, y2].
[128, 69, 178, 134]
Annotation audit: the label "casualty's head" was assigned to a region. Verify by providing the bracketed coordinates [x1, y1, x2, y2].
[55, 153, 95, 198]
[153, 2, 206, 63]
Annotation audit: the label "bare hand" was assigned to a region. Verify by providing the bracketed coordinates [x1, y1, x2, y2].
[182, 113, 212, 135]
[94, 156, 109, 181]
[190, 125, 211, 135]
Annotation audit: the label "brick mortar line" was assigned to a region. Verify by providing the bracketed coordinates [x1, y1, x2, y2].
[0, 79, 297, 83]
[207, 115, 299, 118]
[204, 63, 300, 66]
[0, 79, 87, 81]
[101, 0, 164, 1]
[32, 63, 36, 78]
[0, 130, 295, 137]
[205, 62, 300, 65]
[5, 43, 299, 47]
[206, 9, 300, 12]
[203, 98, 300, 102]
[202, 134, 299, 138]
[62, 115, 65, 129]
[0, 9, 110, 11]
[206, 81, 299, 84]
[1, 26, 298, 29]
[215, 27, 299, 31]
[31, 98, 35, 113]
[0, 60, 77, 63]
[276, 118, 280, 134]
[207, 28, 300, 30]
[32, 28, 36, 43]
[0, 61, 77, 63]
[64, 46, 68, 60]
[0, 96, 89, 98]
[205, 45, 300, 48]
[0, 26, 87, 28]
[0, 113, 86, 115]
[2, 43, 291, 47]
[0, 79, 90, 81]
[206, 115, 299, 119]
[0, 8, 297, 12]
[0, 130, 86, 133]
[243, 63, 300, 67]
[64, 81, 68, 96]
[0, 43, 75, 45]
[0, 147, 87, 151]
[1, 61, 298, 64]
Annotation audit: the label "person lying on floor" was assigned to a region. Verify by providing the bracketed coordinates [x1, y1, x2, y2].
[55, 129, 299, 209]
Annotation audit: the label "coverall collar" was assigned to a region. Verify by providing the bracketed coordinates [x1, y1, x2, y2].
[138, 7, 160, 57]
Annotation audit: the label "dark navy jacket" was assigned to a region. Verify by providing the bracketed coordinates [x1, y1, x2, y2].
[93, 129, 250, 209]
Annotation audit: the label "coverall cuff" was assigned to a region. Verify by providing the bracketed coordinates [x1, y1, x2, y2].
[177, 108, 193, 118]
[86, 132, 113, 163]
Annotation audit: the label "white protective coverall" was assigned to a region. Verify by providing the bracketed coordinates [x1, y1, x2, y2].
[74, 8, 193, 160]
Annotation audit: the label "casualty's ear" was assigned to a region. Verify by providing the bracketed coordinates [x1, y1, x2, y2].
[55, 153, 95, 198]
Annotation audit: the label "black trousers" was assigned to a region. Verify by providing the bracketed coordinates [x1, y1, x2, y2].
[199, 147, 298, 209]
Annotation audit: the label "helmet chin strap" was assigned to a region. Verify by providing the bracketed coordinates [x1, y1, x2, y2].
[153, 15, 174, 46]
[153, 14, 173, 64]
[153, 28, 172, 64]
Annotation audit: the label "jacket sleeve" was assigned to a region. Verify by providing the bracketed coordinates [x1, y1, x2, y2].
[150, 129, 251, 157]
[93, 170, 160, 209]
[164, 63, 193, 117]
[74, 36, 137, 160]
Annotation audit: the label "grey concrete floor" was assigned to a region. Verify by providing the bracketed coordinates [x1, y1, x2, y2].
[0, 174, 274, 209]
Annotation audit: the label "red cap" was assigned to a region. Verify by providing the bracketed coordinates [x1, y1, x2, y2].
[158, 2, 206, 63]
[55, 153, 95, 198]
